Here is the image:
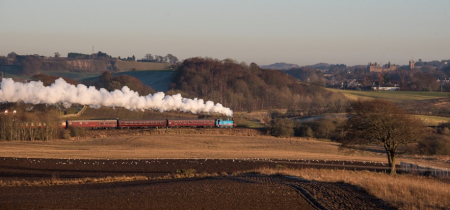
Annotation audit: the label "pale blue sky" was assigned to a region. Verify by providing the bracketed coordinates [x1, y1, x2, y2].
[1, 0, 449, 66]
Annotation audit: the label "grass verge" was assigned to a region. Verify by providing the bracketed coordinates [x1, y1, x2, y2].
[256, 167, 450, 210]
[0, 171, 232, 187]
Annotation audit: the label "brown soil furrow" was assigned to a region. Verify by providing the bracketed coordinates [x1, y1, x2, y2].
[230, 175, 396, 210]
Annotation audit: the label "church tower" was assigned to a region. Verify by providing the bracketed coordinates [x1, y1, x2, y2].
[409, 59, 415, 70]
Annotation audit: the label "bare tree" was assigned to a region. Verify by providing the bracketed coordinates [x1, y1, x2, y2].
[339, 99, 424, 174]
[144, 54, 154, 60]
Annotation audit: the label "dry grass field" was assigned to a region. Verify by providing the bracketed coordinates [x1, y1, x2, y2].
[0, 130, 448, 168]
[258, 168, 450, 210]
[329, 89, 449, 102]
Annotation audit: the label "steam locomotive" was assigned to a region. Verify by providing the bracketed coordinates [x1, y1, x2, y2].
[63, 118, 236, 129]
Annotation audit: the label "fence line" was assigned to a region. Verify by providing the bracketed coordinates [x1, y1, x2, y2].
[400, 162, 450, 178]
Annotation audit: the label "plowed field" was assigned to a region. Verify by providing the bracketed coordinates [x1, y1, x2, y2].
[0, 157, 395, 209]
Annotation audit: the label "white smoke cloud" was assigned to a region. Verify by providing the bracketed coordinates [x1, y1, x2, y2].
[0, 78, 233, 116]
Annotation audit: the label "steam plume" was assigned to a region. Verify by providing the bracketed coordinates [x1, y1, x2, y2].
[0, 78, 233, 116]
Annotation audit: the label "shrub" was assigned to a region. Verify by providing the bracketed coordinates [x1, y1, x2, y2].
[416, 134, 450, 155]
[294, 122, 313, 138]
[69, 127, 87, 138]
[296, 116, 347, 140]
[175, 169, 197, 177]
[439, 127, 450, 136]
[269, 118, 294, 137]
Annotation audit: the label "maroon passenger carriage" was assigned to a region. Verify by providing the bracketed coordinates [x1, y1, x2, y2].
[66, 120, 118, 129]
[167, 119, 215, 128]
[118, 119, 167, 129]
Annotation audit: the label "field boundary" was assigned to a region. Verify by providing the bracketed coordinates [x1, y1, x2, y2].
[400, 162, 450, 178]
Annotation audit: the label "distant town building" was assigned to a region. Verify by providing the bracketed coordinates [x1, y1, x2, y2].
[343, 79, 361, 89]
[409, 59, 415, 70]
[367, 61, 398, 73]
[371, 86, 400, 91]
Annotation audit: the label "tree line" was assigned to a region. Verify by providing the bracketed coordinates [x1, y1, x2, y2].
[0, 104, 64, 141]
[140, 53, 179, 64]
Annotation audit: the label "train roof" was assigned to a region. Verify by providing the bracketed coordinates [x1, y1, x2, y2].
[119, 119, 166, 121]
[167, 118, 215, 120]
[67, 119, 117, 122]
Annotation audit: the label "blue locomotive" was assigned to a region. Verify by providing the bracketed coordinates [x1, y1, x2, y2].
[215, 118, 236, 128]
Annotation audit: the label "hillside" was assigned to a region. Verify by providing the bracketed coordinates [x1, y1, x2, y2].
[113, 60, 171, 72]
[261, 62, 300, 70]
[330, 88, 450, 117]
[170, 57, 347, 114]
[330, 89, 449, 102]
[114, 70, 175, 92]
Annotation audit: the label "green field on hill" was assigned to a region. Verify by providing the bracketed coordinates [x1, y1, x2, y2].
[330, 89, 449, 102]
[113, 70, 175, 92]
[44, 71, 101, 81]
[414, 115, 450, 126]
